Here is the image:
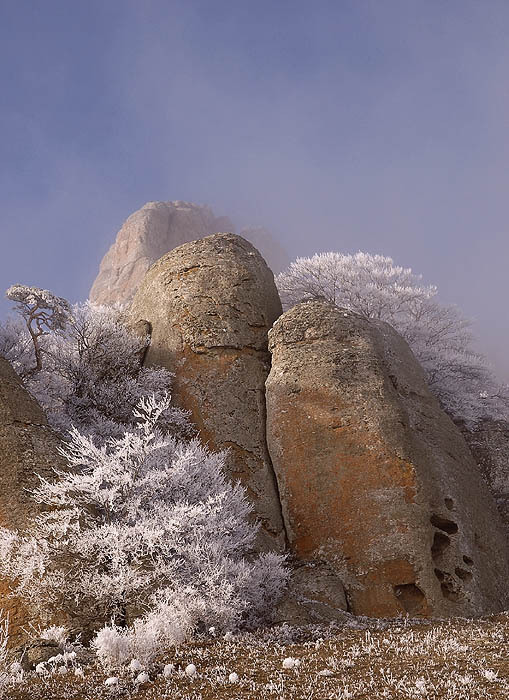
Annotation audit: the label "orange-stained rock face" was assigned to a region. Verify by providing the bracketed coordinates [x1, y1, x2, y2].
[266, 301, 509, 618]
[0, 357, 66, 644]
[127, 233, 286, 552]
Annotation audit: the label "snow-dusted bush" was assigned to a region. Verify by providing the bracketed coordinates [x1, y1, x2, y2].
[277, 252, 508, 425]
[39, 625, 70, 648]
[0, 315, 35, 378]
[0, 395, 288, 658]
[1, 291, 190, 442]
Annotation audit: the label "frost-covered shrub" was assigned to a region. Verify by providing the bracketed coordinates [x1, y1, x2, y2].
[277, 252, 508, 426]
[39, 625, 70, 648]
[92, 599, 192, 670]
[0, 395, 288, 649]
[1, 293, 190, 442]
[92, 624, 130, 669]
[0, 316, 35, 378]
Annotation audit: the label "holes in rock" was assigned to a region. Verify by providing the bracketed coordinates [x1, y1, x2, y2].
[393, 583, 426, 615]
[455, 567, 472, 581]
[430, 514, 458, 534]
[388, 374, 399, 391]
[444, 497, 454, 511]
[434, 569, 463, 601]
[440, 579, 461, 602]
[434, 568, 445, 582]
[463, 555, 474, 566]
[431, 532, 451, 560]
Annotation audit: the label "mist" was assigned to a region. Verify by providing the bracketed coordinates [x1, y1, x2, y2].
[1, 0, 509, 378]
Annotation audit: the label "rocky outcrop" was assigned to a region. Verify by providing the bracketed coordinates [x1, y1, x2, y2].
[460, 419, 509, 528]
[127, 233, 286, 552]
[90, 201, 288, 305]
[0, 357, 65, 642]
[265, 301, 509, 619]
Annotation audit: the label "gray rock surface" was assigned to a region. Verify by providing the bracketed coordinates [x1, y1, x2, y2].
[127, 233, 286, 551]
[273, 562, 349, 626]
[460, 419, 509, 528]
[90, 201, 288, 305]
[0, 357, 66, 644]
[265, 300, 509, 618]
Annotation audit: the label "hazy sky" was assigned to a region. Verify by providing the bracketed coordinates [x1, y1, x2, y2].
[1, 1, 509, 377]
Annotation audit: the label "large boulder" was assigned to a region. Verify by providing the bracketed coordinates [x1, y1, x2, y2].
[265, 301, 509, 618]
[0, 357, 65, 643]
[127, 233, 286, 551]
[90, 201, 288, 305]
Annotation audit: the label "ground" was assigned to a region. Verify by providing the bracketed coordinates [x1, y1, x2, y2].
[7, 613, 509, 699]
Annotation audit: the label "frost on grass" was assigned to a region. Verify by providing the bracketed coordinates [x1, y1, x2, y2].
[6, 614, 509, 700]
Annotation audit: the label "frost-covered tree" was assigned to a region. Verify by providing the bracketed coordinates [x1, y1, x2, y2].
[1, 296, 189, 442]
[277, 252, 508, 425]
[0, 395, 287, 639]
[5, 285, 71, 375]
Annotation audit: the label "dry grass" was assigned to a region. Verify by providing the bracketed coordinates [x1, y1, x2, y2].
[7, 613, 509, 699]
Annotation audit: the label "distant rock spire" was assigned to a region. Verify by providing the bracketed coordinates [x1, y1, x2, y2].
[90, 201, 288, 305]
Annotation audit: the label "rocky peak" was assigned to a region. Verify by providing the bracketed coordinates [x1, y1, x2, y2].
[90, 201, 288, 306]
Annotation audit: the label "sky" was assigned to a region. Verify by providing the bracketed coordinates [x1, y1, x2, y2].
[1, 1, 509, 377]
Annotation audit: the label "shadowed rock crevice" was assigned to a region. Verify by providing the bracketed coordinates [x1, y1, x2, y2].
[431, 532, 451, 560]
[394, 583, 427, 615]
[430, 514, 458, 534]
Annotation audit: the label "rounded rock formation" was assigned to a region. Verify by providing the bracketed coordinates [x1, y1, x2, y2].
[265, 300, 509, 618]
[127, 233, 286, 551]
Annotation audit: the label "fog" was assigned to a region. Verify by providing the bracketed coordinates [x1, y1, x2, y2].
[1, 1, 509, 378]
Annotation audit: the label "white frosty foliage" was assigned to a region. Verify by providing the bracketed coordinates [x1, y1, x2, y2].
[0, 395, 287, 666]
[1, 296, 190, 443]
[39, 625, 69, 647]
[277, 252, 508, 425]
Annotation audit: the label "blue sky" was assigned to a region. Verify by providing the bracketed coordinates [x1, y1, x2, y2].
[2, 1, 509, 377]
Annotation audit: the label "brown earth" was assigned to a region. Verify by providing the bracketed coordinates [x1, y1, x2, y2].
[9, 614, 509, 699]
